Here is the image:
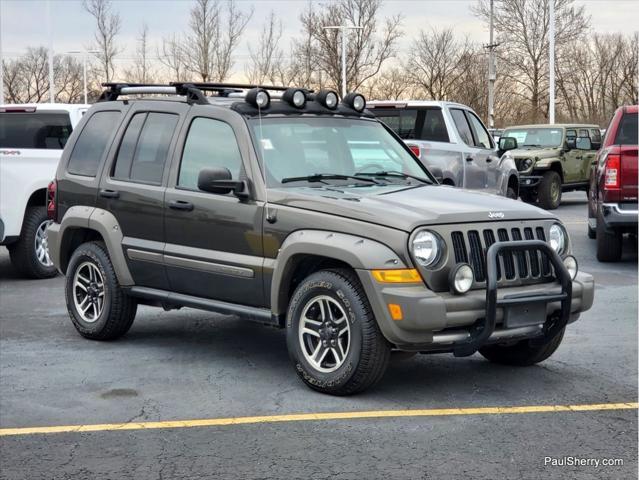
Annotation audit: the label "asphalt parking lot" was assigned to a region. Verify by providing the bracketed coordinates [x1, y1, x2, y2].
[1, 192, 637, 480]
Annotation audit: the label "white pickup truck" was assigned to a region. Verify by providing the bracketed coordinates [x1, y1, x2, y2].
[1, 103, 88, 278]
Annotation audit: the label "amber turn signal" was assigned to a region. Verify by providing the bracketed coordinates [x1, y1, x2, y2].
[388, 303, 403, 321]
[371, 269, 421, 283]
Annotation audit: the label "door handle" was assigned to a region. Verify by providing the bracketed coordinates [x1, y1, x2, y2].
[486, 157, 493, 163]
[466, 156, 473, 162]
[99, 189, 119, 199]
[168, 199, 194, 211]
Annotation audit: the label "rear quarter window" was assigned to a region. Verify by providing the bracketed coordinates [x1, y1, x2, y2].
[67, 111, 121, 177]
[0, 112, 72, 149]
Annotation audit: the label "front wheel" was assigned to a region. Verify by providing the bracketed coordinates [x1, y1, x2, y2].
[537, 171, 562, 209]
[479, 327, 565, 366]
[519, 190, 536, 204]
[286, 269, 390, 395]
[65, 241, 137, 340]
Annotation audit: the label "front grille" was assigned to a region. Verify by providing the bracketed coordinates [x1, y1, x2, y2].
[450, 226, 553, 284]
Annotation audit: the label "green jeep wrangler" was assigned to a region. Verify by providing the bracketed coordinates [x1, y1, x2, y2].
[499, 124, 601, 209]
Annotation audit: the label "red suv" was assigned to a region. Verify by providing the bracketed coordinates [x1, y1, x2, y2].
[588, 105, 638, 261]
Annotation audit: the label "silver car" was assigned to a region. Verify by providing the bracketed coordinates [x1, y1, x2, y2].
[368, 101, 519, 199]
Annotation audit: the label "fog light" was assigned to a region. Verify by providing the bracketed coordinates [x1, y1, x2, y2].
[563, 255, 578, 280]
[450, 263, 474, 294]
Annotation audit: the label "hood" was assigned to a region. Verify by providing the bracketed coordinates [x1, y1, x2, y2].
[508, 146, 561, 158]
[268, 184, 557, 232]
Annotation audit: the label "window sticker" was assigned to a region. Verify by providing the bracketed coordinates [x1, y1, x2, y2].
[261, 138, 274, 150]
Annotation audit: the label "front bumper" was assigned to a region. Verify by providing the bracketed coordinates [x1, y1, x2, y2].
[358, 241, 594, 352]
[519, 175, 542, 188]
[600, 203, 638, 230]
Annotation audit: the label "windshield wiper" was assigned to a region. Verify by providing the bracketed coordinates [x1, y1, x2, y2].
[281, 173, 380, 185]
[353, 170, 432, 184]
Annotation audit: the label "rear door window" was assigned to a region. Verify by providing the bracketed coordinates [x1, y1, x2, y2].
[0, 112, 72, 149]
[614, 113, 638, 145]
[67, 111, 121, 177]
[450, 109, 474, 146]
[374, 109, 418, 139]
[420, 108, 449, 142]
[111, 112, 178, 185]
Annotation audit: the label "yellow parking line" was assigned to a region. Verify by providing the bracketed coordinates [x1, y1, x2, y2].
[1, 402, 636, 437]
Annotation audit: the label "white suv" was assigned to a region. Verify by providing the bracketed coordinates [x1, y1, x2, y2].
[0, 103, 88, 278]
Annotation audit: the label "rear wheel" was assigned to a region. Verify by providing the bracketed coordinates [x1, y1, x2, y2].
[596, 212, 622, 262]
[479, 327, 565, 366]
[286, 269, 390, 395]
[65, 241, 137, 340]
[8, 206, 57, 279]
[506, 186, 518, 200]
[537, 171, 562, 210]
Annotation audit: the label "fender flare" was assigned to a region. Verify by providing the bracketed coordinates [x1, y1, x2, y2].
[270, 230, 407, 316]
[49, 206, 134, 285]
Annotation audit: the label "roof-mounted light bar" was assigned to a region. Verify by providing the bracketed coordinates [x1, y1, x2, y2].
[316, 90, 339, 109]
[245, 88, 270, 109]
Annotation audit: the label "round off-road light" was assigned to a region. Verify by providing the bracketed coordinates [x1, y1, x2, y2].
[412, 230, 443, 268]
[282, 88, 306, 108]
[246, 88, 270, 109]
[317, 90, 339, 109]
[563, 255, 578, 280]
[549, 223, 567, 255]
[343, 92, 366, 112]
[450, 263, 474, 294]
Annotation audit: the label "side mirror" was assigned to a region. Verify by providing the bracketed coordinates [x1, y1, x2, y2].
[565, 137, 576, 150]
[576, 137, 592, 151]
[498, 136, 518, 151]
[197, 167, 246, 196]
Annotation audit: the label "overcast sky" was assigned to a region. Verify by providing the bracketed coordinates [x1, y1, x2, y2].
[1, 0, 636, 69]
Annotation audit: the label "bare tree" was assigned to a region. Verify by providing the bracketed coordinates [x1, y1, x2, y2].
[474, 0, 589, 123]
[245, 11, 284, 84]
[158, 34, 189, 82]
[297, 0, 402, 93]
[407, 28, 473, 101]
[2, 48, 86, 103]
[363, 66, 412, 100]
[182, 0, 252, 82]
[83, 0, 121, 83]
[125, 24, 155, 83]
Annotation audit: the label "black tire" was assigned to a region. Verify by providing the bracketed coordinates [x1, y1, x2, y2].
[519, 190, 536, 203]
[587, 224, 596, 239]
[479, 327, 565, 366]
[286, 268, 390, 395]
[65, 241, 137, 340]
[506, 186, 518, 200]
[537, 171, 562, 210]
[596, 211, 622, 262]
[8, 206, 57, 279]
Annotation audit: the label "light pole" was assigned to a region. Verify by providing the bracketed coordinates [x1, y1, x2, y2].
[549, 0, 556, 124]
[67, 50, 99, 104]
[323, 25, 363, 98]
[47, 0, 55, 103]
[485, 0, 499, 130]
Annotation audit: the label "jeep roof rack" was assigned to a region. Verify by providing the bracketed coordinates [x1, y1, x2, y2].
[98, 82, 295, 105]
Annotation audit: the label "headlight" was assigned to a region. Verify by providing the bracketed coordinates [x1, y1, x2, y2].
[549, 224, 567, 255]
[412, 230, 443, 268]
[523, 158, 533, 170]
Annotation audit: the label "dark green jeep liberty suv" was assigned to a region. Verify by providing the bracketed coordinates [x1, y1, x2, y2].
[48, 83, 594, 395]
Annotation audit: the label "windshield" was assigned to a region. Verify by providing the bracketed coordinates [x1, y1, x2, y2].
[248, 117, 432, 187]
[502, 127, 564, 148]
